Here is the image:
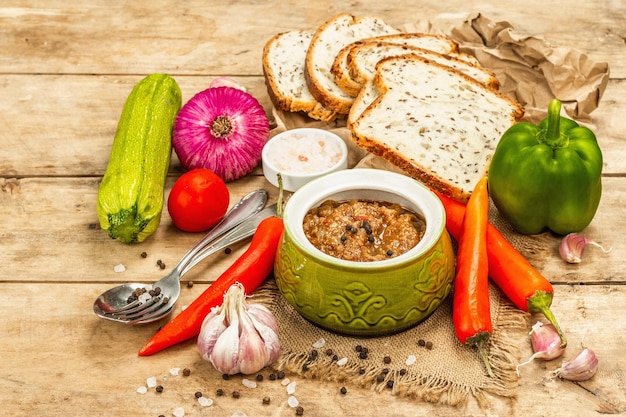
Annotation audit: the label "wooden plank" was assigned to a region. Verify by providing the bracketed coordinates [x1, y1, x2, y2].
[1, 176, 623, 286]
[0, 75, 623, 177]
[0, 1, 623, 77]
[0, 282, 623, 416]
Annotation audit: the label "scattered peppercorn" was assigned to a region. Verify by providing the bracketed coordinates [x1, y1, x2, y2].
[367, 236, 375, 243]
[399, 368, 407, 376]
[224, 247, 232, 255]
[359, 351, 368, 360]
[232, 391, 240, 399]
[186, 281, 194, 288]
[426, 341, 433, 350]
[340, 386, 348, 395]
[355, 345, 362, 352]
[325, 348, 333, 356]
[302, 363, 309, 372]
[376, 374, 385, 383]
[332, 354, 339, 361]
[296, 406, 304, 416]
[269, 373, 276, 381]
[194, 391, 203, 398]
[216, 388, 224, 396]
[358, 368, 365, 375]
[381, 368, 389, 375]
[277, 371, 285, 380]
[418, 339, 426, 347]
[383, 355, 391, 364]
[262, 396, 271, 405]
[140, 251, 147, 258]
[182, 368, 191, 376]
[256, 374, 264, 382]
[88, 223, 98, 230]
[222, 374, 230, 380]
[155, 385, 163, 393]
[386, 250, 393, 257]
[386, 380, 394, 389]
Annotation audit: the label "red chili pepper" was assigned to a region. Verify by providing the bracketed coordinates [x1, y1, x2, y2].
[138, 216, 284, 356]
[452, 177, 494, 377]
[435, 189, 567, 348]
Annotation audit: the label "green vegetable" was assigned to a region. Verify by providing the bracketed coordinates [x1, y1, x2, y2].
[488, 99, 603, 235]
[97, 74, 182, 243]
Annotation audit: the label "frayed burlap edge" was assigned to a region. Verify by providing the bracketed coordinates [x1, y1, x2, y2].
[252, 280, 530, 408]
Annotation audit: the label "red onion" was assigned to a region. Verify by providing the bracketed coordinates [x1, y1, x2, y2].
[173, 86, 270, 182]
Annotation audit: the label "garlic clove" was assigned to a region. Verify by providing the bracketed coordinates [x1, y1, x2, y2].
[553, 348, 599, 381]
[516, 321, 566, 376]
[237, 305, 271, 375]
[559, 233, 611, 264]
[209, 76, 247, 91]
[197, 307, 227, 362]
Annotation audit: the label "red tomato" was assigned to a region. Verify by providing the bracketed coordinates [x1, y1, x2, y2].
[168, 168, 230, 232]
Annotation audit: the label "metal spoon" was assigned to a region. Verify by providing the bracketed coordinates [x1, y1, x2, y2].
[93, 189, 268, 324]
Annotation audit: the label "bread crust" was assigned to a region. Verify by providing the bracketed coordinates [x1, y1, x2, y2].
[305, 13, 399, 117]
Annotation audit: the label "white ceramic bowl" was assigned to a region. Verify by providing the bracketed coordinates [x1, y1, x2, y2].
[262, 128, 348, 192]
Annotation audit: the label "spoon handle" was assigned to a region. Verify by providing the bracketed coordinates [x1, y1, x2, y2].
[174, 189, 268, 275]
[180, 204, 278, 276]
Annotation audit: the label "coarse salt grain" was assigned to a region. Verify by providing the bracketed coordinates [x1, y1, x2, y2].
[169, 367, 180, 376]
[336, 357, 348, 366]
[146, 376, 157, 387]
[136, 386, 147, 394]
[242, 379, 257, 389]
[231, 412, 247, 417]
[286, 380, 297, 395]
[312, 338, 326, 349]
[198, 396, 213, 407]
[266, 133, 344, 174]
[172, 406, 185, 417]
[280, 377, 291, 386]
[287, 395, 299, 408]
[113, 263, 126, 273]
[406, 355, 417, 366]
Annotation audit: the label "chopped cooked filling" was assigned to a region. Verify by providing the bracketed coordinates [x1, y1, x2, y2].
[303, 199, 425, 262]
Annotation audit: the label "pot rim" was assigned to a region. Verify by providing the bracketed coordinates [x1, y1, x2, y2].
[283, 168, 447, 270]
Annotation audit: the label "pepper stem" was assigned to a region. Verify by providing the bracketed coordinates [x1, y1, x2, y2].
[527, 290, 567, 348]
[467, 331, 495, 378]
[540, 99, 568, 148]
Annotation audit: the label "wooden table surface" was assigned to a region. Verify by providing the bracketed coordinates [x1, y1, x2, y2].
[1, 1, 624, 416]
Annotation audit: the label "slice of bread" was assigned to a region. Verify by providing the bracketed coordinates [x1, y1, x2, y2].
[305, 14, 399, 117]
[332, 33, 463, 96]
[262, 30, 336, 121]
[347, 42, 499, 96]
[350, 55, 524, 202]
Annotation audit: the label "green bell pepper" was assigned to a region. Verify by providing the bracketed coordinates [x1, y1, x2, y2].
[488, 99, 603, 235]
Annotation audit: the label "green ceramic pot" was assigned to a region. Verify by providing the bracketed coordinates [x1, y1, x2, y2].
[274, 169, 455, 337]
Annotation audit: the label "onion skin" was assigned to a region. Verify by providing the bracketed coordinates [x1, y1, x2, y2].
[173, 87, 270, 182]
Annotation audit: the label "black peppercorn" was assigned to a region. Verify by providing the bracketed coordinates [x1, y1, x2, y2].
[418, 339, 426, 347]
[376, 374, 385, 383]
[340, 386, 348, 395]
[182, 368, 191, 376]
[216, 388, 224, 396]
[355, 345, 362, 352]
[386, 380, 394, 389]
[367, 236, 375, 243]
[187, 281, 194, 288]
[155, 385, 163, 393]
[269, 373, 276, 381]
[399, 368, 407, 376]
[277, 371, 285, 379]
[426, 341, 433, 350]
[386, 250, 393, 257]
[222, 373, 230, 380]
[232, 391, 240, 399]
[262, 396, 271, 405]
[140, 251, 147, 258]
[325, 348, 333, 356]
[383, 355, 391, 364]
[296, 406, 304, 416]
[194, 391, 203, 398]
[256, 374, 264, 382]
[224, 247, 232, 254]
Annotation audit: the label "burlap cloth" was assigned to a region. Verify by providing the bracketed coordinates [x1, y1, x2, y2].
[253, 14, 609, 408]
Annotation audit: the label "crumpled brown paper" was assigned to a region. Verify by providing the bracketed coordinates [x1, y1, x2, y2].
[404, 13, 610, 122]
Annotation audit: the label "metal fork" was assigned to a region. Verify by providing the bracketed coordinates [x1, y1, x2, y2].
[93, 193, 277, 324]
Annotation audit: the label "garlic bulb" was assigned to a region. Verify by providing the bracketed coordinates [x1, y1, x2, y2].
[517, 321, 566, 376]
[197, 283, 281, 375]
[552, 348, 599, 381]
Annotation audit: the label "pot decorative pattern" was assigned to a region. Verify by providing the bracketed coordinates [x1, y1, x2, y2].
[274, 229, 455, 336]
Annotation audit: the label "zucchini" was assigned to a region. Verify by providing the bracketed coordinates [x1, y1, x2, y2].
[97, 74, 182, 243]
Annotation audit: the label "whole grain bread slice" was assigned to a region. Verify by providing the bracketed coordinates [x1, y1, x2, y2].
[332, 33, 463, 97]
[305, 13, 399, 117]
[262, 30, 336, 121]
[350, 55, 524, 202]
